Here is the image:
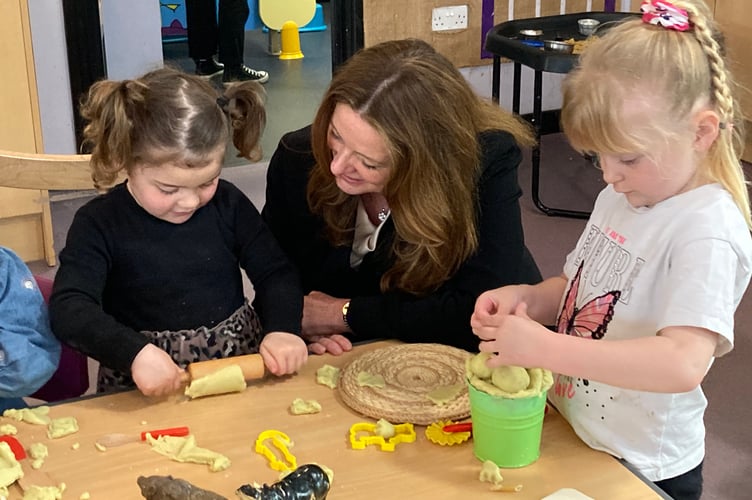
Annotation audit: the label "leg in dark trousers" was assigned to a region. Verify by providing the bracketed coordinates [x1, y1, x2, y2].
[655, 461, 703, 500]
[185, 0, 218, 61]
[217, 0, 250, 69]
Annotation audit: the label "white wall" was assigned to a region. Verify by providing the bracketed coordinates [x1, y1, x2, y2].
[28, 0, 76, 154]
[27, 0, 164, 154]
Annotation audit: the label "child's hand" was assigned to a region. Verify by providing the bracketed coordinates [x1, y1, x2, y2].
[473, 302, 549, 368]
[259, 332, 308, 376]
[472, 286, 523, 325]
[131, 344, 184, 397]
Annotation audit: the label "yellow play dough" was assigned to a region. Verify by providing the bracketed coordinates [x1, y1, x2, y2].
[46, 417, 79, 439]
[0, 442, 22, 490]
[466, 353, 553, 398]
[185, 364, 247, 399]
[29, 443, 48, 469]
[374, 419, 395, 439]
[479, 460, 504, 486]
[491, 365, 530, 393]
[426, 383, 464, 406]
[315, 364, 340, 388]
[147, 434, 231, 472]
[356, 371, 385, 388]
[289, 398, 322, 415]
[3, 406, 51, 425]
[0, 424, 17, 435]
[20, 483, 66, 500]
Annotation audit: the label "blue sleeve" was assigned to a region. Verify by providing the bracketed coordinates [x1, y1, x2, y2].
[0, 248, 61, 397]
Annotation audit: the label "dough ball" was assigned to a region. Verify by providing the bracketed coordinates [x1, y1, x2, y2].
[468, 352, 493, 379]
[491, 365, 530, 393]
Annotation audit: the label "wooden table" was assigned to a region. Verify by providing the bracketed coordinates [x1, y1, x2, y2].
[5, 341, 663, 499]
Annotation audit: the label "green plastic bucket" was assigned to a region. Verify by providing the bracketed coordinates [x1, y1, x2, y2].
[467, 381, 546, 468]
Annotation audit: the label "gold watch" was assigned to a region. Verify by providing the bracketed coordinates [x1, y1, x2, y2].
[342, 301, 351, 329]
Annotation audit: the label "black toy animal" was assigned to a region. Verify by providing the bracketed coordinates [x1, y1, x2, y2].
[236, 464, 330, 500]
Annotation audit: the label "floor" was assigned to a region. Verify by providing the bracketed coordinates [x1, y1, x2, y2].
[27, 10, 752, 499]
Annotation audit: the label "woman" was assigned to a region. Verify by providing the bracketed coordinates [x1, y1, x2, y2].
[262, 39, 540, 355]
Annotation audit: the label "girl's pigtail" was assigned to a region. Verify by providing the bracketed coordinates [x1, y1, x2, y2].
[80, 79, 146, 190]
[220, 82, 267, 162]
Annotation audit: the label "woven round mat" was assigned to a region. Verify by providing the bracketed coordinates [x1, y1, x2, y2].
[337, 343, 471, 425]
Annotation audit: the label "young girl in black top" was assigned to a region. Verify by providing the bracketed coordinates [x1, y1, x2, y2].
[50, 67, 306, 397]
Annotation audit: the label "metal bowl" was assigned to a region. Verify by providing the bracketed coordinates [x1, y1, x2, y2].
[543, 40, 574, 54]
[578, 18, 601, 36]
[519, 29, 543, 39]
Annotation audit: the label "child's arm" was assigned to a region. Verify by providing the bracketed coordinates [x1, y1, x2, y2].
[130, 344, 184, 397]
[473, 275, 568, 327]
[476, 302, 718, 393]
[258, 332, 308, 376]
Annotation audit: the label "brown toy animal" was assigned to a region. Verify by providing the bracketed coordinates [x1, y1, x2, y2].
[138, 475, 227, 500]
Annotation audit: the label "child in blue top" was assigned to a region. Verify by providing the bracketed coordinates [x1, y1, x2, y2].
[471, 1, 752, 499]
[50, 67, 307, 398]
[0, 247, 61, 411]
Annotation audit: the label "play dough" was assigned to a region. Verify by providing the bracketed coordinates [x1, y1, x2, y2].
[20, 483, 66, 500]
[290, 398, 322, 415]
[466, 353, 553, 398]
[47, 416, 79, 439]
[0, 442, 22, 491]
[146, 434, 230, 472]
[356, 371, 385, 388]
[3, 406, 51, 425]
[0, 425, 17, 435]
[29, 442, 48, 469]
[374, 419, 395, 439]
[315, 364, 340, 388]
[426, 383, 464, 406]
[479, 460, 504, 487]
[184, 364, 246, 399]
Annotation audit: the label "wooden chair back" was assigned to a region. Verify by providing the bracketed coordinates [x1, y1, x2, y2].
[0, 149, 106, 266]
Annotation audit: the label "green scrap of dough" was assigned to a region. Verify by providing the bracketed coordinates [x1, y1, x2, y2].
[315, 364, 340, 389]
[0, 424, 17, 435]
[290, 398, 322, 415]
[47, 416, 79, 439]
[29, 442, 48, 469]
[147, 433, 231, 472]
[184, 364, 247, 399]
[0, 442, 23, 490]
[491, 365, 530, 393]
[374, 419, 395, 439]
[426, 383, 464, 406]
[479, 460, 504, 486]
[19, 483, 66, 500]
[3, 406, 51, 425]
[356, 371, 385, 388]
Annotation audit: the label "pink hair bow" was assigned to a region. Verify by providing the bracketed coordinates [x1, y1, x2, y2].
[640, 0, 691, 32]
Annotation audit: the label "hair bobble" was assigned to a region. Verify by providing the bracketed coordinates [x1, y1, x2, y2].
[216, 95, 230, 111]
[640, 0, 691, 32]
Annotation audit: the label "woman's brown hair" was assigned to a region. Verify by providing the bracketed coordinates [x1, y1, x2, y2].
[308, 39, 535, 295]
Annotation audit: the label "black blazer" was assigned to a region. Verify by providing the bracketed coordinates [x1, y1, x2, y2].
[262, 125, 541, 352]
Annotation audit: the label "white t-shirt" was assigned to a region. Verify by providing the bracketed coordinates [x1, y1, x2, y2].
[548, 183, 752, 482]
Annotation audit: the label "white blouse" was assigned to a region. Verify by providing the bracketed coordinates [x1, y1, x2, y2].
[350, 198, 390, 268]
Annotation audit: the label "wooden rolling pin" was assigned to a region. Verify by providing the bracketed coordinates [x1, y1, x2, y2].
[179, 353, 265, 384]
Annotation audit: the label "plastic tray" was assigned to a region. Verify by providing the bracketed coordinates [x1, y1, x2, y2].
[484, 12, 638, 73]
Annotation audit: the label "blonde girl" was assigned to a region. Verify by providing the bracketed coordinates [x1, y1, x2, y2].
[471, 2, 751, 498]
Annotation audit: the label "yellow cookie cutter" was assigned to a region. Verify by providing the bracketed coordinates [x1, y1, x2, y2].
[348, 422, 416, 451]
[255, 430, 298, 471]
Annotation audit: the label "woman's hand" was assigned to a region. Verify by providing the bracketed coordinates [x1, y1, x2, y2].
[259, 332, 308, 376]
[131, 344, 184, 397]
[299, 291, 354, 355]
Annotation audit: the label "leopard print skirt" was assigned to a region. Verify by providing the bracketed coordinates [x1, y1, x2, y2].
[97, 301, 262, 393]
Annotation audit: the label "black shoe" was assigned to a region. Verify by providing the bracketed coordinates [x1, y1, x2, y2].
[194, 56, 224, 78]
[222, 64, 269, 84]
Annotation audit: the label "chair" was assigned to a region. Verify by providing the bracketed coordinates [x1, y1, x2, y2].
[31, 275, 90, 402]
[0, 149, 97, 266]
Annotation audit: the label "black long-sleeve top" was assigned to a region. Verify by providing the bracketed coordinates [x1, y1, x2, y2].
[262, 126, 541, 353]
[50, 180, 303, 372]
